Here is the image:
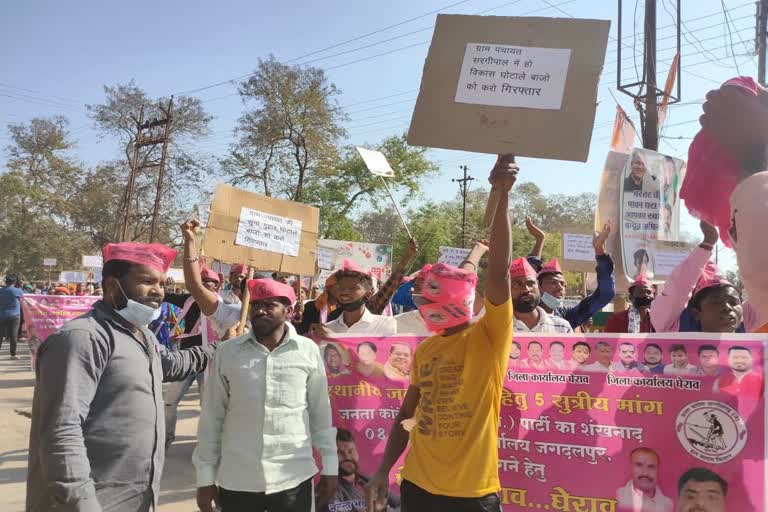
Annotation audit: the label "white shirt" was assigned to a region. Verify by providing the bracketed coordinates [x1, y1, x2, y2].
[581, 361, 612, 373]
[193, 323, 337, 493]
[395, 310, 430, 335]
[616, 480, 672, 512]
[513, 307, 573, 333]
[325, 308, 397, 335]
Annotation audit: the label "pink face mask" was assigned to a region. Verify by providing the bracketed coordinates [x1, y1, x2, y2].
[416, 263, 477, 333]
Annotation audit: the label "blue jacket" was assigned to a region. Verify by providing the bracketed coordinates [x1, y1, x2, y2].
[528, 254, 616, 329]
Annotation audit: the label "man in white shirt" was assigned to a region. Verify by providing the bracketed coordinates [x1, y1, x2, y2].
[509, 257, 573, 334]
[194, 278, 337, 512]
[321, 260, 397, 335]
[616, 448, 672, 512]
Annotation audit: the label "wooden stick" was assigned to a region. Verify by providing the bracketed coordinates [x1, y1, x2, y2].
[236, 266, 255, 335]
[483, 155, 515, 227]
[380, 176, 414, 240]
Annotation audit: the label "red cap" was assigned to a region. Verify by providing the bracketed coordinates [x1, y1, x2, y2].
[509, 257, 537, 280]
[103, 243, 177, 274]
[247, 278, 296, 304]
[230, 264, 246, 275]
[201, 267, 221, 284]
[538, 259, 563, 277]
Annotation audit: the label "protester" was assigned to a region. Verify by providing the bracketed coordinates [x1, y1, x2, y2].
[0, 275, 24, 360]
[713, 346, 764, 398]
[694, 79, 768, 329]
[366, 154, 516, 511]
[615, 448, 672, 512]
[163, 266, 224, 450]
[663, 344, 698, 376]
[509, 257, 573, 333]
[643, 343, 665, 375]
[605, 275, 655, 333]
[651, 221, 756, 333]
[525, 219, 615, 329]
[221, 263, 248, 304]
[193, 278, 337, 512]
[294, 274, 338, 335]
[26, 242, 214, 512]
[319, 260, 397, 335]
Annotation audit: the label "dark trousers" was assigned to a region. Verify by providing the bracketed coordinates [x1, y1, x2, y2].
[0, 316, 20, 356]
[219, 478, 313, 512]
[401, 480, 501, 512]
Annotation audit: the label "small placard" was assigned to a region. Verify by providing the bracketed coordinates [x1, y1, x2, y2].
[235, 207, 302, 258]
[43, 258, 57, 267]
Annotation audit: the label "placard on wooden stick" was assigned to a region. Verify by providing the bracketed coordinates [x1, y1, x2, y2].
[408, 15, 610, 161]
[559, 225, 597, 273]
[202, 184, 319, 276]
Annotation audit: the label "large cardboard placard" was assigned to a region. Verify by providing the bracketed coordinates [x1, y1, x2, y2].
[407, 15, 610, 161]
[202, 184, 319, 276]
[559, 225, 597, 273]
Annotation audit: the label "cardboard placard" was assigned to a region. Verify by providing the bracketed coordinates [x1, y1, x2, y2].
[438, 246, 472, 267]
[407, 15, 610, 161]
[559, 225, 597, 273]
[202, 184, 320, 276]
[356, 147, 395, 177]
[82, 255, 103, 268]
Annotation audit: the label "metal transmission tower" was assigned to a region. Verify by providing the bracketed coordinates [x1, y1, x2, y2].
[453, 165, 475, 248]
[119, 97, 174, 242]
[616, 0, 681, 150]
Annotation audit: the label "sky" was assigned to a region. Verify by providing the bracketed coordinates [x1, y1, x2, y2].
[0, 0, 759, 271]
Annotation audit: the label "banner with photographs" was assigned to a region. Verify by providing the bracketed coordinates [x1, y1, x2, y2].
[323, 333, 765, 511]
[619, 148, 686, 281]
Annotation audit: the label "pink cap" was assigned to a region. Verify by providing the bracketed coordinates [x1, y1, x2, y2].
[334, 259, 371, 277]
[421, 263, 477, 304]
[200, 267, 221, 284]
[538, 259, 562, 277]
[509, 257, 537, 280]
[630, 274, 652, 289]
[230, 264, 246, 275]
[693, 261, 732, 297]
[103, 242, 177, 274]
[681, 76, 759, 248]
[247, 278, 297, 304]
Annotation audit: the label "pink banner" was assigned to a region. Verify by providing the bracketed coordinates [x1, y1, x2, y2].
[21, 295, 98, 347]
[325, 333, 766, 512]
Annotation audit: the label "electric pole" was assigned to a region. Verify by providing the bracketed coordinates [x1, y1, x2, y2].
[119, 98, 174, 242]
[453, 165, 475, 248]
[757, 0, 768, 86]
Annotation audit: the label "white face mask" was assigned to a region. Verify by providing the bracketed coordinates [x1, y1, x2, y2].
[114, 281, 161, 327]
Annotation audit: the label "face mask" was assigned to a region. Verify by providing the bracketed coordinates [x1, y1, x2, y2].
[631, 296, 654, 308]
[339, 296, 368, 312]
[541, 292, 563, 310]
[114, 281, 162, 327]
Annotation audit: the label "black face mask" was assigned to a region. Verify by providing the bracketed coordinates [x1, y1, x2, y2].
[339, 296, 368, 312]
[631, 296, 654, 308]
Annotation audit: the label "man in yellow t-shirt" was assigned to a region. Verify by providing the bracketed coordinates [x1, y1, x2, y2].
[366, 155, 516, 512]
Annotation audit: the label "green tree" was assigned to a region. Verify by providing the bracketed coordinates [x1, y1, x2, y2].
[0, 117, 93, 278]
[222, 56, 346, 202]
[86, 81, 212, 243]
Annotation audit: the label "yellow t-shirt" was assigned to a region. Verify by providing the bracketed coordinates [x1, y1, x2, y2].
[401, 298, 514, 497]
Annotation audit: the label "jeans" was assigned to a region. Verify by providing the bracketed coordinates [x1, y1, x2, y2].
[401, 480, 501, 512]
[0, 315, 20, 357]
[164, 371, 205, 448]
[219, 479, 313, 512]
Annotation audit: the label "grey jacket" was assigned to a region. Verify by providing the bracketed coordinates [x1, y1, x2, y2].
[26, 301, 213, 512]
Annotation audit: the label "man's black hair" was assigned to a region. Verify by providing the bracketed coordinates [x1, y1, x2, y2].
[677, 467, 727, 496]
[528, 341, 542, 349]
[669, 344, 686, 353]
[336, 428, 354, 443]
[728, 345, 751, 354]
[689, 283, 740, 311]
[697, 344, 719, 356]
[644, 343, 662, 353]
[573, 341, 591, 353]
[101, 260, 136, 286]
[357, 341, 377, 353]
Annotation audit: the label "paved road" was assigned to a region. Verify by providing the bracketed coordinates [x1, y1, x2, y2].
[0, 343, 202, 511]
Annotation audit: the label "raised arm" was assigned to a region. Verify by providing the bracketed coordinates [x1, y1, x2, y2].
[650, 221, 717, 332]
[367, 238, 418, 314]
[525, 216, 546, 270]
[485, 155, 516, 306]
[460, 240, 489, 315]
[33, 330, 112, 511]
[181, 219, 219, 316]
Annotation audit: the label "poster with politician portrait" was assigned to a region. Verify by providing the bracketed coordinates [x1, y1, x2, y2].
[620, 148, 686, 281]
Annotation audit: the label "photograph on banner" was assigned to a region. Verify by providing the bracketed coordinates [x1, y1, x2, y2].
[437, 246, 471, 267]
[407, 15, 610, 161]
[201, 184, 319, 276]
[620, 148, 686, 281]
[318, 240, 393, 282]
[325, 333, 765, 512]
